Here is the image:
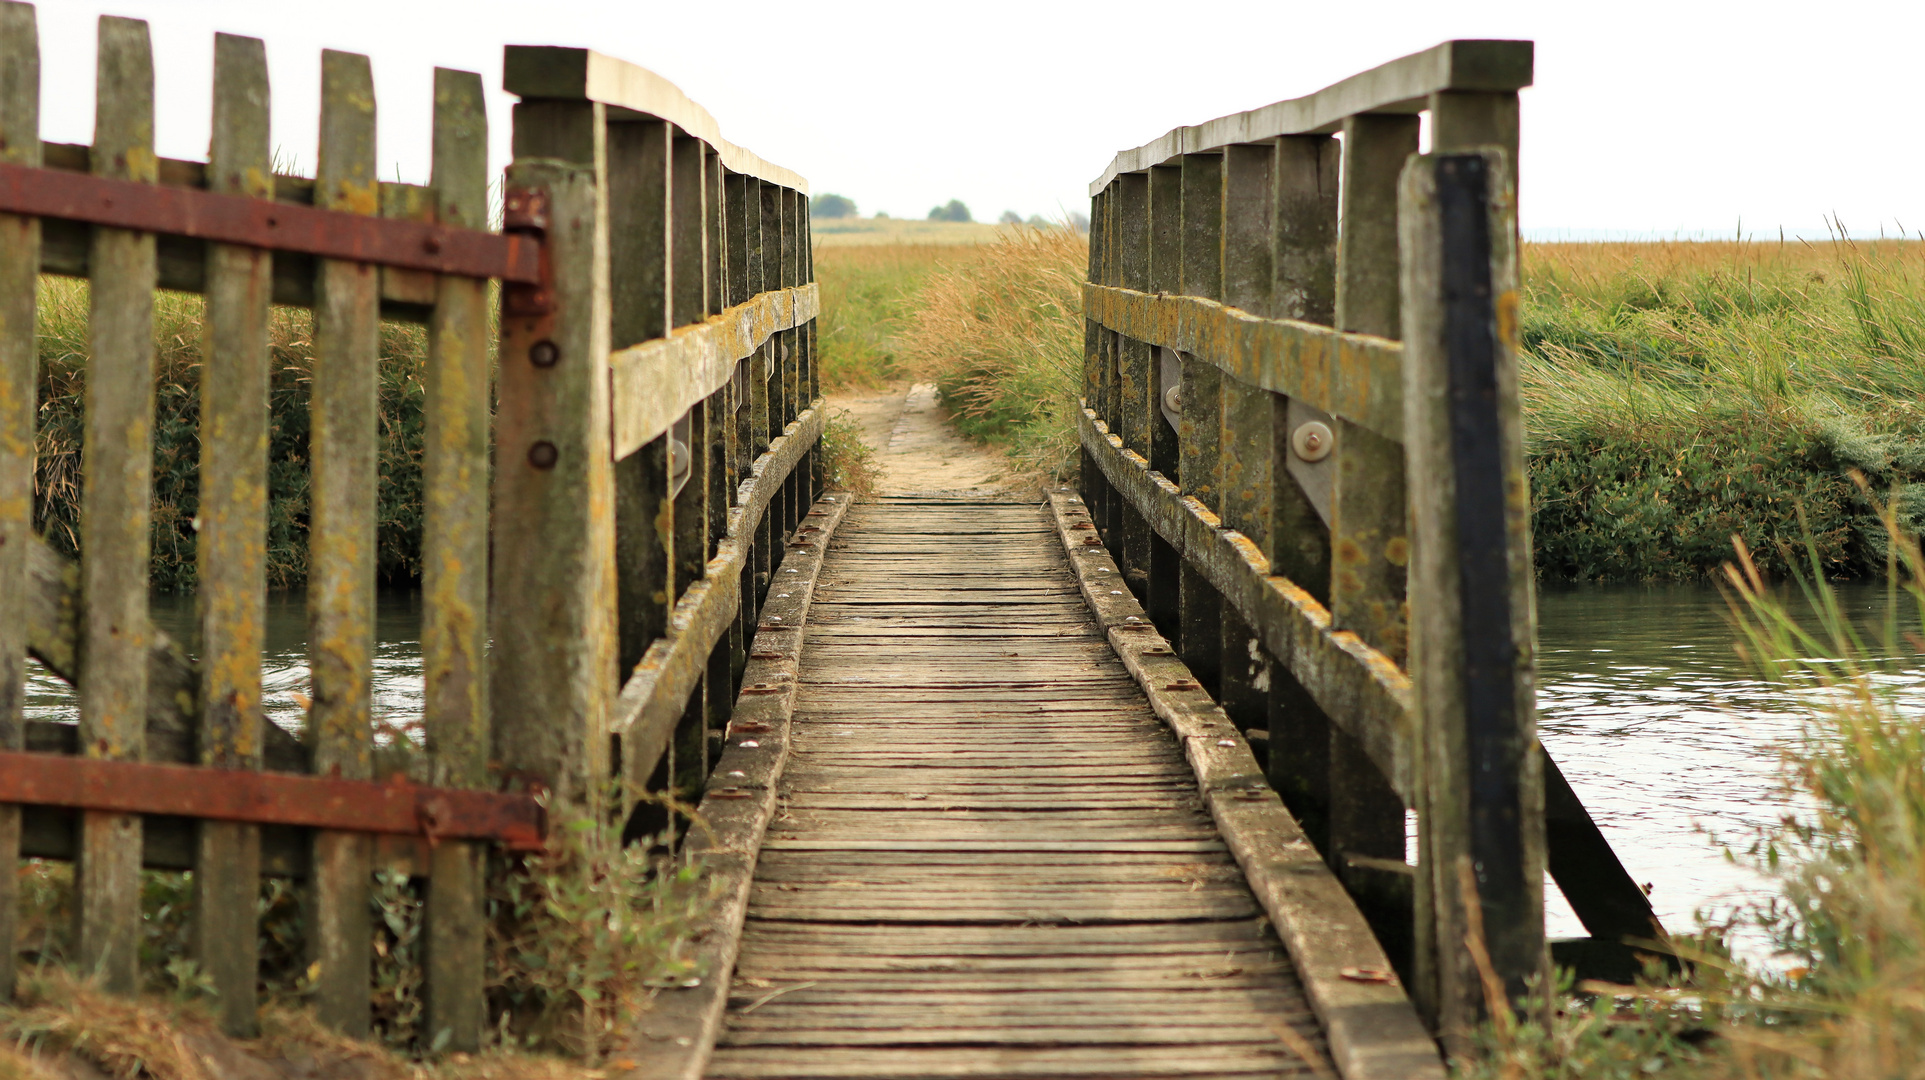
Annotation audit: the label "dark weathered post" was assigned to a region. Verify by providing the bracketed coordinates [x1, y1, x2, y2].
[1400, 148, 1544, 1049]
[1175, 152, 1223, 694]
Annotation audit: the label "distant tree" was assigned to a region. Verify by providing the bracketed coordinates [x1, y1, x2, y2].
[1026, 214, 1050, 227]
[812, 193, 857, 219]
[926, 199, 972, 223]
[1068, 211, 1090, 233]
[998, 209, 1023, 225]
[874, 210, 890, 219]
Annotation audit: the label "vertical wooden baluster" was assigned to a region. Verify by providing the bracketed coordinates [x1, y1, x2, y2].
[745, 182, 772, 602]
[1142, 165, 1182, 638]
[1081, 187, 1106, 516]
[0, 0, 36, 1005]
[421, 66, 490, 1055]
[75, 15, 155, 996]
[705, 148, 724, 319]
[779, 188, 799, 538]
[1401, 148, 1541, 1045]
[704, 381, 732, 752]
[1110, 172, 1151, 598]
[609, 120, 674, 693]
[1256, 134, 1343, 850]
[1215, 141, 1277, 766]
[195, 31, 270, 1036]
[307, 48, 380, 1035]
[1327, 114, 1417, 916]
[1177, 151, 1223, 695]
[669, 133, 710, 792]
[494, 89, 614, 807]
[761, 183, 786, 556]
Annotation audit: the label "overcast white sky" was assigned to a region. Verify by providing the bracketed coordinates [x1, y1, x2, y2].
[28, 0, 1925, 239]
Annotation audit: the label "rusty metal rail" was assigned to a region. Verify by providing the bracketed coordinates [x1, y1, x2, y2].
[0, 751, 545, 849]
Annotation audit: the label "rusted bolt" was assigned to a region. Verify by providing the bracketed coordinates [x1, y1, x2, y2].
[1291, 421, 1333, 462]
[527, 441, 558, 469]
[1166, 679, 1201, 691]
[1163, 385, 1182, 412]
[529, 339, 560, 367]
[422, 235, 442, 255]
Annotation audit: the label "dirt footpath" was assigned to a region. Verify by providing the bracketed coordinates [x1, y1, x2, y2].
[825, 382, 1012, 496]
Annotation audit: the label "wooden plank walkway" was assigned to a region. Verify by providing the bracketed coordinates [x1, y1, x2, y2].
[704, 495, 1332, 1079]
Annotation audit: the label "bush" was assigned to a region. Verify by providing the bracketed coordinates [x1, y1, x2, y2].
[997, 210, 1022, 225]
[811, 193, 856, 219]
[926, 200, 972, 223]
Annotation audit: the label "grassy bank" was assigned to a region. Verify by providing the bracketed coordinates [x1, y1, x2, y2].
[864, 232, 1925, 581]
[33, 278, 434, 591]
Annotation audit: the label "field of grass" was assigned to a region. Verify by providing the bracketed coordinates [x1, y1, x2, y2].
[809, 216, 1023, 247]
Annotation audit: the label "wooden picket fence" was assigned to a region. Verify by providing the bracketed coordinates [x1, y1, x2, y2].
[0, 2, 816, 1053]
[1077, 39, 1669, 1046]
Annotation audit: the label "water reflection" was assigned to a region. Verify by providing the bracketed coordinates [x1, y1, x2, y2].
[24, 590, 428, 745]
[1536, 580, 1909, 947]
[26, 580, 1897, 954]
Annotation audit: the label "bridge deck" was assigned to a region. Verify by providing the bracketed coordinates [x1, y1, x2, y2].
[705, 496, 1329, 1079]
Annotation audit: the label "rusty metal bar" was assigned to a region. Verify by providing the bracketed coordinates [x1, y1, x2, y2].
[0, 160, 539, 283]
[0, 750, 545, 849]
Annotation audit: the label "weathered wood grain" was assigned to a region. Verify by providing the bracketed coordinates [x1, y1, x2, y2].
[75, 14, 157, 996]
[0, 0, 38, 1004]
[193, 31, 271, 1037]
[307, 48, 380, 1036]
[420, 65, 491, 1056]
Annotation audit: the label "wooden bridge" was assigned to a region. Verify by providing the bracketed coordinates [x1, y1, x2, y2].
[0, 7, 1670, 1078]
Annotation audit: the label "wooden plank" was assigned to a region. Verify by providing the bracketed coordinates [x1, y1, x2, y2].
[1047, 493, 1445, 1080]
[1083, 284, 1402, 442]
[1398, 149, 1544, 1046]
[0, 0, 38, 1006]
[420, 65, 491, 1056]
[630, 491, 851, 1080]
[708, 1043, 1318, 1079]
[74, 14, 157, 997]
[1089, 38, 1532, 194]
[307, 48, 381, 1037]
[192, 31, 271, 1037]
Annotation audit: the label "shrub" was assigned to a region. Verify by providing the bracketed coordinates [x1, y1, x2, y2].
[926, 200, 972, 223]
[997, 210, 1022, 225]
[811, 193, 856, 219]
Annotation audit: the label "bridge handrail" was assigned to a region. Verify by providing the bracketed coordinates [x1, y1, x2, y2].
[1079, 39, 1666, 1051]
[1089, 39, 1533, 195]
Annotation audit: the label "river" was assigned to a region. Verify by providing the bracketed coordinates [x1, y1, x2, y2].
[24, 580, 1885, 952]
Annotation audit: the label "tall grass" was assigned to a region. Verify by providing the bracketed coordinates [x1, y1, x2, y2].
[813, 243, 981, 390]
[33, 277, 435, 591]
[1524, 238, 1925, 581]
[890, 226, 1088, 481]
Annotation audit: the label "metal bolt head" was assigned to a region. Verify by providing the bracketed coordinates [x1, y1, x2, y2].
[1291, 420, 1333, 462]
[527, 441, 559, 469]
[1163, 385, 1183, 412]
[529, 339, 560, 368]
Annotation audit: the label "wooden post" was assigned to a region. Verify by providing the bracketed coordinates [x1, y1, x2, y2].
[1328, 113, 1416, 901]
[75, 15, 156, 996]
[705, 148, 724, 318]
[420, 66, 491, 1055]
[493, 99, 615, 811]
[0, 0, 37, 1005]
[194, 32, 271, 1037]
[306, 48, 382, 1036]
[1401, 148, 1544, 1048]
[1177, 152, 1223, 694]
[1111, 173, 1152, 599]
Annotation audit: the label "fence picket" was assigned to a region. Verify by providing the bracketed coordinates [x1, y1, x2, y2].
[194, 31, 273, 1037]
[0, 0, 37, 1005]
[420, 66, 491, 1055]
[75, 15, 157, 996]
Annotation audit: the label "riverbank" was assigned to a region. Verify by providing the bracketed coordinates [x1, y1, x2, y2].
[831, 231, 1925, 583]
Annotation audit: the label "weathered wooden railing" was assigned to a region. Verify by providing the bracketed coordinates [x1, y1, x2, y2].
[1078, 39, 1665, 1048]
[0, 3, 817, 1053]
